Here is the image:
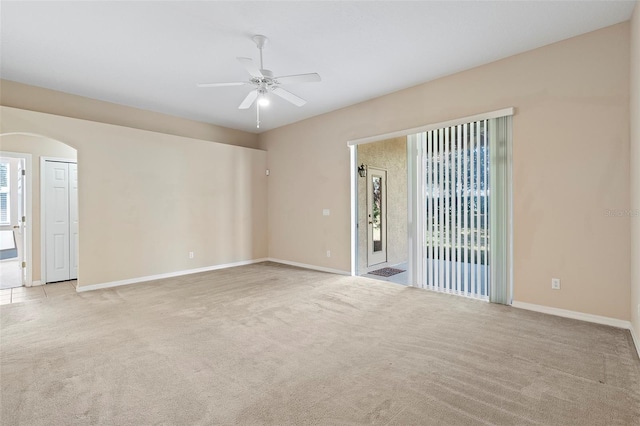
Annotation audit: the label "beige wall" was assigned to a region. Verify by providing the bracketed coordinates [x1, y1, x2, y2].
[260, 23, 631, 320]
[0, 135, 77, 282]
[630, 2, 640, 339]
[357, 137, 407, 272]
[0, 106, 267, 288]
[0, 80, 259, 149]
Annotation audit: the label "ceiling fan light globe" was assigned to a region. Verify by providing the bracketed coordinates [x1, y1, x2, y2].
[258, 97, 270, 107]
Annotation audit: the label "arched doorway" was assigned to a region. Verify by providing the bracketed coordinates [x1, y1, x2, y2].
[0, 133, 78, 290]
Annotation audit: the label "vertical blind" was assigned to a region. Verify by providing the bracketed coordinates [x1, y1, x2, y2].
[421, 120, 490, 299]
[488, 117, 512, 305]
[408, 113, 512, 304]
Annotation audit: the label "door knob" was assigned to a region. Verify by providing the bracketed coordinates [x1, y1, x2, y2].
[13, 225, 20, 229]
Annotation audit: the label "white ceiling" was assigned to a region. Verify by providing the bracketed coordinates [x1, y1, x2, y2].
[1, 1, 635, 133]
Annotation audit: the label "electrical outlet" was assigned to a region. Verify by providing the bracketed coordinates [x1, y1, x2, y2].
[326, 250, 331, 258]
[323, 209, 330, 216]
[551, 278, 561, 290]
[189, 251, 194, 259]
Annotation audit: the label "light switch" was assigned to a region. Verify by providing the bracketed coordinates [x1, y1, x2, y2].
[322, 209, 330, 216]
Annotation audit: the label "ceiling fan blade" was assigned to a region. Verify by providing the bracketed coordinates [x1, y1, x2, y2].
[272, 87, 306, 107]
[275, 73, 321, 85]
[197, 82, 248, 88]
[238, 90, 258, 109]
[237, 57, 263, 78]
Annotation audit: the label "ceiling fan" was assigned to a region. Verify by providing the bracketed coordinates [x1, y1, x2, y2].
[197, 35, 321, 128]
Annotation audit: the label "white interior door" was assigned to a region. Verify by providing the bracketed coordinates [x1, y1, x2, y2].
[367, 167, 387, 267]
[45, 161, 70, 282]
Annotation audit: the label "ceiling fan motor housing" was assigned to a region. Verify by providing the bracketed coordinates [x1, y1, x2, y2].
[251, 69, 279, 91]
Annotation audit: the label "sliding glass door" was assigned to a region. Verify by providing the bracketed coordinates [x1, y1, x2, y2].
[423, 120, 490, 298]
[408, 114, 511, 303]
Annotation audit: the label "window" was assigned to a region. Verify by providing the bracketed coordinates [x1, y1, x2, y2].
[0, 162, 9, 225]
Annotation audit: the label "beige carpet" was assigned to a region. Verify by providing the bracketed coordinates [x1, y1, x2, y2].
[1, 262, 639, 425]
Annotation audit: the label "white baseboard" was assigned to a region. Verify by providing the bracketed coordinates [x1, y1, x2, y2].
[266, 258, 350, 276]
[29, 280, 42, 287]
[631, 324, 640, 359]
[511, 301, 632, 330]
[76, 258, 268, 292]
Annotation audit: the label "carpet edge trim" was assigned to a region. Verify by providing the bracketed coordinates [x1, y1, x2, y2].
[511, 301, 632, 330]
[76, 258, 269, 292]
[266, 258, 350, 276]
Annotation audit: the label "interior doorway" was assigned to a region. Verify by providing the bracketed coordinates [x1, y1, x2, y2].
[355, 137, 408, 285]
[0, 152, 32, 289]
[1, 134, 77, 289]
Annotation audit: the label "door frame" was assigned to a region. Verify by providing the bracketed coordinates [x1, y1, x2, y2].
[40, 157, 77, 285]
[366, 167, 388, 267]
[0, 151, 33, 287]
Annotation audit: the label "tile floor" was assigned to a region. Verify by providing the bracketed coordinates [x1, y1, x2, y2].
[0, 280, 77, 305]
[0, 259, 22, 290]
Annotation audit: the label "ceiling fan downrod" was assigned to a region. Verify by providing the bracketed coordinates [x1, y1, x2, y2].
[254, 35, 267, 129]
[252, 35, 268, 71]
